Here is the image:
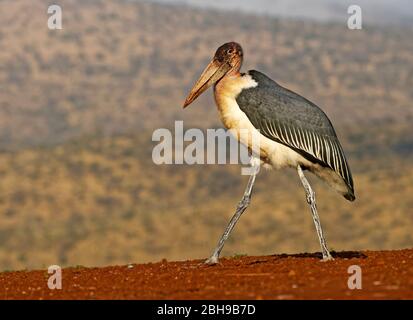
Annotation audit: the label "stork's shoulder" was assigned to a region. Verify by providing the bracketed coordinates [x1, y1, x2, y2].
[236, 70, 281, 108]
[244, 70, 279, 88]
[237, 70, 334, 132]
[240, 70, 320, 108]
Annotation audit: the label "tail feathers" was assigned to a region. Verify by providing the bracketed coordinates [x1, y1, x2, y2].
[344, 190, 356, 202]
[310, 165, 355, 202]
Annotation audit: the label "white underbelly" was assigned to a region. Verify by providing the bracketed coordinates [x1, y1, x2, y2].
[216, 95, 312, 170]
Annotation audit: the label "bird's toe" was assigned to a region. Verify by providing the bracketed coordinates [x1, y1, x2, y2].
[321, 254, 335, 262]
[204, 256, 219, 265]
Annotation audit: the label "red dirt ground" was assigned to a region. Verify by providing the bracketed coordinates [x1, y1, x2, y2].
[0, 249, 412, 300]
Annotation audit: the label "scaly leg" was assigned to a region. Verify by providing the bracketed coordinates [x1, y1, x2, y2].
[297, 165, 333, 261]
[205, 159, 259, 265]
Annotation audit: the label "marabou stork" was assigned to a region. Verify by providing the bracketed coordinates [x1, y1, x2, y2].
[183, 42, 355, 264]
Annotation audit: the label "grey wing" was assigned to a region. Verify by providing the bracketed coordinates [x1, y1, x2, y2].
[236, 70, 354, 194]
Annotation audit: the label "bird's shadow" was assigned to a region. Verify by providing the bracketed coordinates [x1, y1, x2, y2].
[274, 251, 367, 260]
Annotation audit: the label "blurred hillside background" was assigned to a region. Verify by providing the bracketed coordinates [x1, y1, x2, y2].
[0, 0, 412, 270]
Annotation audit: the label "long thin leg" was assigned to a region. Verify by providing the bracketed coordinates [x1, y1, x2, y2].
[297, 165, 333, 261]
[205, 161, 259, 265]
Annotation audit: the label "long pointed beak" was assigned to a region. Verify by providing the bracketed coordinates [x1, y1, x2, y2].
[183, 59, 231, 108]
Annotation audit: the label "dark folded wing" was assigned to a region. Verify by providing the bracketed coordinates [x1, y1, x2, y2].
[236, 70, 354, 193]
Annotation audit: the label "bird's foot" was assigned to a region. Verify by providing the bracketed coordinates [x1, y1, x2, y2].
[204, 255, 219, 265]
[321, 252, 334, 261]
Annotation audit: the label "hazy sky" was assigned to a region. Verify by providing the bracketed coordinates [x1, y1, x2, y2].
[145, 0, 413, 26]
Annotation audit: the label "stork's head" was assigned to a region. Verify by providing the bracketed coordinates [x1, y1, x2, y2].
[183, 42, 243, 108]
